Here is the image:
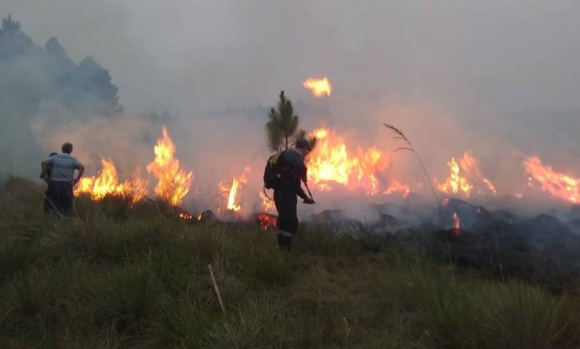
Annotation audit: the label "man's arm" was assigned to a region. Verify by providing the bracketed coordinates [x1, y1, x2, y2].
[295, 185, 308, 201]
[74, 163, 85, 184]
[40, 160, 50, 179]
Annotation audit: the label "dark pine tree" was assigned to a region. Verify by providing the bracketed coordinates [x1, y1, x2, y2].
[265, 90, 317, 153]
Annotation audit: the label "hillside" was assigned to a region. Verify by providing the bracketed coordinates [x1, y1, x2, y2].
[1, 176, 580, 348]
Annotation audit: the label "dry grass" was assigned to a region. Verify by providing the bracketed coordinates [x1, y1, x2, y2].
[1, 177, 580, 348]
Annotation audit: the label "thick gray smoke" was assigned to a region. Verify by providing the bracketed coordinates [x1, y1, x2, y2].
[3, 2, 580, 219]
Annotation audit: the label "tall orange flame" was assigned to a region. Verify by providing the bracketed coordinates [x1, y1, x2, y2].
[303, 77, 332, 97]
[74, 158, 147, 205]
[146, 126, 194, 206]
[437, 152, 496, 197]
[523, 156, 579, 203]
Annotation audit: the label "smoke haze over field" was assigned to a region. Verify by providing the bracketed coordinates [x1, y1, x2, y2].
[3, 1, 580, 214]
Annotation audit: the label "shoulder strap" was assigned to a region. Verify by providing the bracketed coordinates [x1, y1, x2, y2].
[268, 152, 282, 166]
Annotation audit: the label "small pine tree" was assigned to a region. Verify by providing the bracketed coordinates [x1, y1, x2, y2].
[265, 91, 316, 153]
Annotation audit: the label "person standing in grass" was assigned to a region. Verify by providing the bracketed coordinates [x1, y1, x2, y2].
[41, 152, 58, 214]
[274, 139, 315, 251]
[40, 142, 84, 216]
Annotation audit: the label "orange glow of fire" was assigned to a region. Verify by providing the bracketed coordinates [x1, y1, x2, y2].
[307, 127, 389, 193]
[74, 158, 147, 205]
[523, 156, 580, 203]
[146, 126, 194, 206]
[437, 152, 496, 197]
[256, 213, 278, 230]
[384, 180, 411, 197]
[219, 168, 250, 212]
[303, 77, 332, 97]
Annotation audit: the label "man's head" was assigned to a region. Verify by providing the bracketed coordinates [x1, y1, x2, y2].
[61, 142, 73, 154]
[295, 139, 311, 156]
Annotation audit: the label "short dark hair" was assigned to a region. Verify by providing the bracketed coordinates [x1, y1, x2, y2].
[61, 142, 73, 154]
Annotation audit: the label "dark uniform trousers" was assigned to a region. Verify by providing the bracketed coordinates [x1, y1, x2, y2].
[46, 181, 74, 216]
[274, 187, 298, 251]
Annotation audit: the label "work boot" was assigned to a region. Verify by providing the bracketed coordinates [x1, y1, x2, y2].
[277, 231, 293, 252]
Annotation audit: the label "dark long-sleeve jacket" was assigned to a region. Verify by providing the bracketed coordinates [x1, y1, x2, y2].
[278, 148, 309, 200]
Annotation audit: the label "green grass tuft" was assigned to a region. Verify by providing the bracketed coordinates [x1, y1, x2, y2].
[1, 176, 580, 347]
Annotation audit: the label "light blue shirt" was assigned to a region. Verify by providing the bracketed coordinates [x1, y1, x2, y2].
[46, 153, 82, 182]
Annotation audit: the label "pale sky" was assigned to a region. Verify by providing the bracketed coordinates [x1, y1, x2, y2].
[4, 0, 580, 114]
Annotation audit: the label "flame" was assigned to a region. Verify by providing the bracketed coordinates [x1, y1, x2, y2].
[307, 127, 389, 193]
[146, 126, 194, 206]
[437, 152, 496, 197]
[384, 180, 411, 197]
[74, 158, 147, 205]
[259, 190, 276, 213]
[219, 168, 250, 212]
[523, 156, 580, 203]
[303, 77, 332, 97]
[452, 212, 461, 230]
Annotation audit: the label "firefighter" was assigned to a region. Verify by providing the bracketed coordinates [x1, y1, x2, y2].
[274, 139, 315, 251]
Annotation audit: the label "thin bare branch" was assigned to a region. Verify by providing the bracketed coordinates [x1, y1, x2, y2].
[394, 147, 414, 153]
[384, 122, 452, 265]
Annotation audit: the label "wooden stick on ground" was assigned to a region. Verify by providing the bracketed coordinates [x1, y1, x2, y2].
[208, 264, 226, 315]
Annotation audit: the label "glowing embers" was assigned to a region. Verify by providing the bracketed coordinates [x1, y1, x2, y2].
[523, 156, 580, 203]
[256, 213, 278, 230]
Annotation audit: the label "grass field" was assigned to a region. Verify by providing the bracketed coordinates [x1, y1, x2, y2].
[1, 176, 579, 348]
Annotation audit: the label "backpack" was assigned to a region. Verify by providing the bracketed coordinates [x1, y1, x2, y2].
[263, 152, 283, 190]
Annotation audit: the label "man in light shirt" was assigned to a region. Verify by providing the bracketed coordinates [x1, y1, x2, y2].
[41, 142, 85, 216]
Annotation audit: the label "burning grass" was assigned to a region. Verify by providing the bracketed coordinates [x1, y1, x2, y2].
[3, 178, 580, 348]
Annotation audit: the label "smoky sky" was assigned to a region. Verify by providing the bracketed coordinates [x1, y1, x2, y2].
[3, 0, 580, 212]
[4, 0, 580, 113]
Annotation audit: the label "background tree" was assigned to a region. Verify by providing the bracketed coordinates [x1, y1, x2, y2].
[265, 90, 316, 153]
[0, 15, 124, 175]
[63, 55, 123, 116]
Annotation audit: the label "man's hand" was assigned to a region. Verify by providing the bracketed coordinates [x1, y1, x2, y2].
[303, 197, 315, 204]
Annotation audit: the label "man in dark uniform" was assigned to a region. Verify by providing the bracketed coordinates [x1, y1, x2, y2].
[274, 139, 315, 251]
